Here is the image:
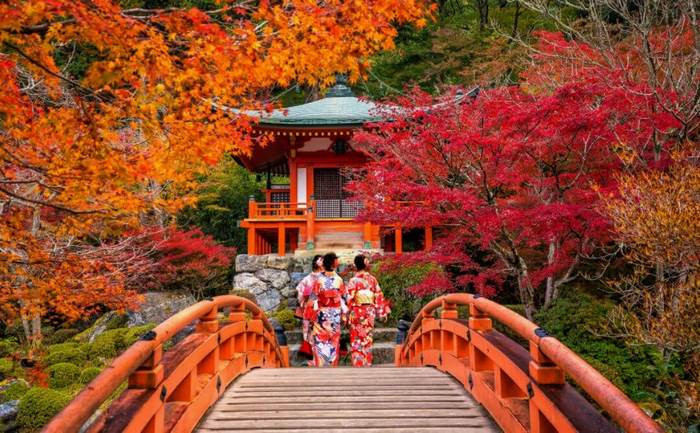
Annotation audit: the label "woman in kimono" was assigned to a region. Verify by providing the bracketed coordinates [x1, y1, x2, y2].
[346, 254, 390, 367]
[309, 252, 347, 367]
[296, 255, 323, 360]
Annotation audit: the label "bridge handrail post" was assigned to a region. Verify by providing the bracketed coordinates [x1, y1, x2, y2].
[467, 303, 492, 331]
[229, 303, 247, 322]
[528, 339, 564, 385]
[127, 344, 165, 390]
[196, 304, 220, 334]
[439, 300, 458, 319]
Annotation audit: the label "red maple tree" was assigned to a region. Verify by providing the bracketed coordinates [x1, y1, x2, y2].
[348, 33, 681, 318]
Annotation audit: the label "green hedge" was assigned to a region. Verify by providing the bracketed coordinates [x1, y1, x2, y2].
[0, 339, 18, 358]
[17, 387, 71, 433]
[373, 261, 443, 324]
[47, 363, 80, 389]
[46, 342, 79, 354]
[87, 336, 117, 359]
[271, 309, 298, 331]
[79, 367, 101, 385]
[534, 290, 679, 402]
[0, 379, 29, 402]
[0, 358, 13, 375]
[43, 329, 79, 345]
[44, 348, 86, 367]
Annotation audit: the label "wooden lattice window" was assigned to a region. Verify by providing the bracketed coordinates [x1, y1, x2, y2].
[270, 191, 290, 203]
[313, 168, 361, 218]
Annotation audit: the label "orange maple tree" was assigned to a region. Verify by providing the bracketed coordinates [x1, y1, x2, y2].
[0, 0, 432, 344]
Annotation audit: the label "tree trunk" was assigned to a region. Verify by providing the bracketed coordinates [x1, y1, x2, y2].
[517, 259, 536, 320]
[511, 1, 521, 38]
[31, 316, 42, 348]
[475, 0, 489, 31]
[21, 317, 31, 344]
[543, 241, 556, 309]
[656, 260, 665, 315]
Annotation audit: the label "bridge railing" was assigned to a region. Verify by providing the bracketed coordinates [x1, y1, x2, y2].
[395, 293, 664, 433]
[43, 295, 289, 433]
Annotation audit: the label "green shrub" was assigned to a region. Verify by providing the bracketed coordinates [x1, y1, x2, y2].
[96, 328, 127, 347]
[87, 338, 117, 359]
[534, 289, 678, 402]
[272, 309, 298, 331]
[0, 339, 19, 358]
[77, 324, 155, 361]
[373, 260, 443, 324]
[0, 379, 30, 402]
[44, 348, 87, 366]
[104, 314, 129, 331]
[17, 387, 71, 433]
[122, 324, 155, 348]
[71, 326, 93, 343]
[46, 342, 79, 354]
[230, 289, 256, 302]
[78, 367, 102, 384]
[47, 363, 80, 389]
[43, 328, 79, 345]
[0, 358, 14, 375]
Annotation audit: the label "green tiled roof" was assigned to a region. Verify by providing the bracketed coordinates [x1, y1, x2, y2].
[239, 79, 380, 126]
[234, 80, 478, 127]
[255, 96, 381, 126]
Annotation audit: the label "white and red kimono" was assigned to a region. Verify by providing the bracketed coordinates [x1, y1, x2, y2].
[307, 272, 347, 367]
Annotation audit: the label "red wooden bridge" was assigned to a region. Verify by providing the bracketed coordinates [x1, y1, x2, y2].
[43, 294, 664, 433]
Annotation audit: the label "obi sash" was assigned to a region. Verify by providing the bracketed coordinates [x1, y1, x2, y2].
[354, 289, 375, 305]
[318, 289, 341, 308]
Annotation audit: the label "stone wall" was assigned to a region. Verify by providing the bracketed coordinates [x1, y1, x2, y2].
[233, 254, 314, 311]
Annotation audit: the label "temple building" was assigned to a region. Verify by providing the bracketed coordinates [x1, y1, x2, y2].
[237, 79, 433, 256]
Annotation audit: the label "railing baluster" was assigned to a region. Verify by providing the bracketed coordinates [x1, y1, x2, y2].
[529, 341, 564, 385]
[128, 345, 164, 390]
[196, 305, 219, 334]
[468, 304, 492, 331]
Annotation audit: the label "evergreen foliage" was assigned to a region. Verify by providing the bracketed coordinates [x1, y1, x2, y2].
[16, 388, 71, 433]
[47, 363, 81, 389]
[360, 0, 561, 97]
[79, 367, 102, 385]
[535, 291, 677, 400]
[178, 158, 264, 252]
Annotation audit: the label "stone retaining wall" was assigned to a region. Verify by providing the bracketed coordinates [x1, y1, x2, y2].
[233, 254, 315, 311]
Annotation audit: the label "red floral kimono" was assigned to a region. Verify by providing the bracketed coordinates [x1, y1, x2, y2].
[346, 271, 391, 367]
[296, 271, 321, 345]
[305, 272, 347, 367]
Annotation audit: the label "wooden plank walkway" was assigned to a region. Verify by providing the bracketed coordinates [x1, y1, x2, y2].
[196, 367, 499, 433]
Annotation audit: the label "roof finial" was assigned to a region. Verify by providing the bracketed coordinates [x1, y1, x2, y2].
[326, 73, 354, 98]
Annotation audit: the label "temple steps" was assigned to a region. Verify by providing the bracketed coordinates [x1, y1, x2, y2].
[284, 328, 398, 366]
[314, 231, 365, 250]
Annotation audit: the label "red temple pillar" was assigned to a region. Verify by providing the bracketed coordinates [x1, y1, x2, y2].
[394, 225, 402, 255]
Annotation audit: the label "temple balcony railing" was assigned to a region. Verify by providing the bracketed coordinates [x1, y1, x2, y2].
[242, 197, 434, 256]
[248, 200, 309, 220]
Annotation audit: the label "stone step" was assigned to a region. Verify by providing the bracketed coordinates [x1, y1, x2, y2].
[287, 342, 396, 367]
[315, 243, 363, 250]
[284, 328, 397, 345]
[293, 249, 383, 258]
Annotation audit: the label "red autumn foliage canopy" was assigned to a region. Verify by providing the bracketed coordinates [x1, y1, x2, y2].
[349, 31, 683, 317]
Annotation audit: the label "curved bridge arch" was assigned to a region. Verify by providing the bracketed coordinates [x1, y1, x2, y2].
[43, 293, 664, 433]
[43, 295, 289, 433]
[395, 294, 663, 433]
